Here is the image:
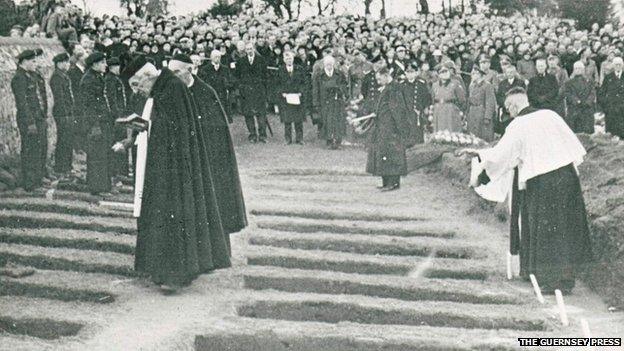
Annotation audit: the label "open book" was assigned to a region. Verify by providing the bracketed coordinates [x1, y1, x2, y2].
[116, 113, 149, 130]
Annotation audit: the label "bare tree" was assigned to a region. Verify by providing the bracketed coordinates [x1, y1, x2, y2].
[419, 0, 429, 14]
[380, 0, 386, 18]
[364, 0, 373, 15]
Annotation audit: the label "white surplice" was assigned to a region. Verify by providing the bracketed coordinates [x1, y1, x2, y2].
[476, 109, 586, 192]
[133, 97, 154, 217]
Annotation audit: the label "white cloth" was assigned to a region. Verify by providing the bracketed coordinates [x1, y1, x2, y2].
[133, 97, 154, 218]
[477, 109, 586, 191]
[470, 157, 514, 203]
[284, 93, 301, 105]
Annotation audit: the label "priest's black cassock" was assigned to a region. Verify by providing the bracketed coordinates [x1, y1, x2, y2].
[477, 107, 592, 293]
[134, 68, 231, 287]
[188, 75, 248, 237]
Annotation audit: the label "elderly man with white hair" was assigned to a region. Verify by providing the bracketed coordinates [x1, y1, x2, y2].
[312, 55, 348, 149]
[198, 49, 234, 122]
[562, 61, 596, 133]
[598, 56, 624, 138]
[122, 56, 231, 293]
[461, 87, 592, 295]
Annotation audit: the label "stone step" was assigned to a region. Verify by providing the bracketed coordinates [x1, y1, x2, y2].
[2, 189, 134, 204]
[0, 227, 135, 254]
[0, 315, 84, 341]
[0, 334, 68, 351]
[245, 246, 492, 280]
[56, 181, 134, 194]
[252, 169, 369, 177]
[245, 191, 439, 209]
[0, 197, 132, 218]
[255, 216, 456, 239]
[249, 231, 487, 260]
[0, 296, 108, 339]
[250, 206, 426, 222]
[195, 316, 548, 351]
[237, 292, 556, 332]
[241, 266, 526, 305]
[0, 209, 136, 235]
[0, 243, 136, 277]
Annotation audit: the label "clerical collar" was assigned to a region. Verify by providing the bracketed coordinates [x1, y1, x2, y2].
[187, 75, 195, 88]
[76, 63, 85, 72]
[518, 106, 538, 117]
[213, 63, 220, 70]
[325, 69, 333, 77]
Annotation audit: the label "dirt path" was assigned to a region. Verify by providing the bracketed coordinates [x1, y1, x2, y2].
[1, 117, 622, 350]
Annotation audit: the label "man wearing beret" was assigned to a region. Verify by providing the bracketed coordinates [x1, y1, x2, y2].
[80, 52, 113, 195]
[50, 52, 75, 176]
[124, 56, 231, 293]
[11, 50, 49, 191]
[105, 57, 131, 180]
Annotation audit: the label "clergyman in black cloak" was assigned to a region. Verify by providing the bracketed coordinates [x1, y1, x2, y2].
[124, 57, 231, 291]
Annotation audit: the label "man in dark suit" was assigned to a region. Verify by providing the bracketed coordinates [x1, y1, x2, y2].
[50, 52, 75, 175]
[528, 58, 559, 111]
[390, 45, 408, 81]
[68, 45, 88, 152]
[277, 51, 308, 145]
[235, 41, 269, 143]
[496, 65, 526, 134]
[11, 50, 49, 191]
[562, 61, 596, 134]
[199, 50, 233, 122]
[80, 52, 112, 195]
[598, 57, 624, 138]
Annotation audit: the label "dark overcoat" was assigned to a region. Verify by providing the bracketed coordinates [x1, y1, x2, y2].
[68, 63, 87, 146]
[189, 76, 248, 236]
[598, 72, 624, 138]
[312, 71, 348, 141]
[276, 65, 308, 124]
[135, 68, 231, 286]
[562, 75, 596, 134]
[235, 54, 268, 116]
[11, 67, 48, 189]
[80, 69, 112, 193]
[366, 82, 411, 176]
[198, 63, 233, 122]
[496, 77, 526, 134]
[50, 68, 75, 173]
[105, 72, 130, 176]
[527, 73, 559, 111]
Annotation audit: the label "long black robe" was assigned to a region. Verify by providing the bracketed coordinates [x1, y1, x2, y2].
[134, 68, 231, 286]
[189, 76, 248, 237]
[479, 107, 592, 293]
[366, 82, 412, 176]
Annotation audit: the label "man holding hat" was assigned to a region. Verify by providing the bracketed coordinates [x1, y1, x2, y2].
[105, 57, 131, 180]
[124, 56, 231, 292]
[80, 51, 113, 195]
[11, 49, 49, 191]
[50, 52, 75, 176]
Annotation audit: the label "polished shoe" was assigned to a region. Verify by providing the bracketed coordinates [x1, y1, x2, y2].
[295, 141, 304, 145]
[380, 183, 400, 192]
[259, 138, 267, 144]
[286, 140, 293, 145]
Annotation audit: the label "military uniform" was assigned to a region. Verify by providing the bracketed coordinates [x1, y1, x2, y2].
[50, 56, 75, 173]
[496, 77, 526, 134]
[11, 54, 48, 191]
[67, 62, 87, 150]
[402, 77, 432, 146]
[80, 54, 112, 194]
[528, 73, 559, 111]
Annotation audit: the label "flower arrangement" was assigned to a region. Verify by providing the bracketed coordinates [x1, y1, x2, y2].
[429, 130, 488, 147]
[345, 95, 375, 135]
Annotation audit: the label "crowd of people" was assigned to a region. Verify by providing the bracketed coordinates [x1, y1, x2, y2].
[9, 7, 621, 292]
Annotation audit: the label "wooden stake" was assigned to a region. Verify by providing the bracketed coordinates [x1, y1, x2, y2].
[581, 319, 595, 351]
[529, 274, 545, 304]
[506, 251, 512, 280]
[555, 289, 569, 326]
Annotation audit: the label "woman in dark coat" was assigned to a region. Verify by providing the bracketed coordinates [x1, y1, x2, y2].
[312, 56, 348, 149]
[366, 68, 412, 191]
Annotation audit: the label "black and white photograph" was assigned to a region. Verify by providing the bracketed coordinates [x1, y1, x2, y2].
[0, 0, 623, 349]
